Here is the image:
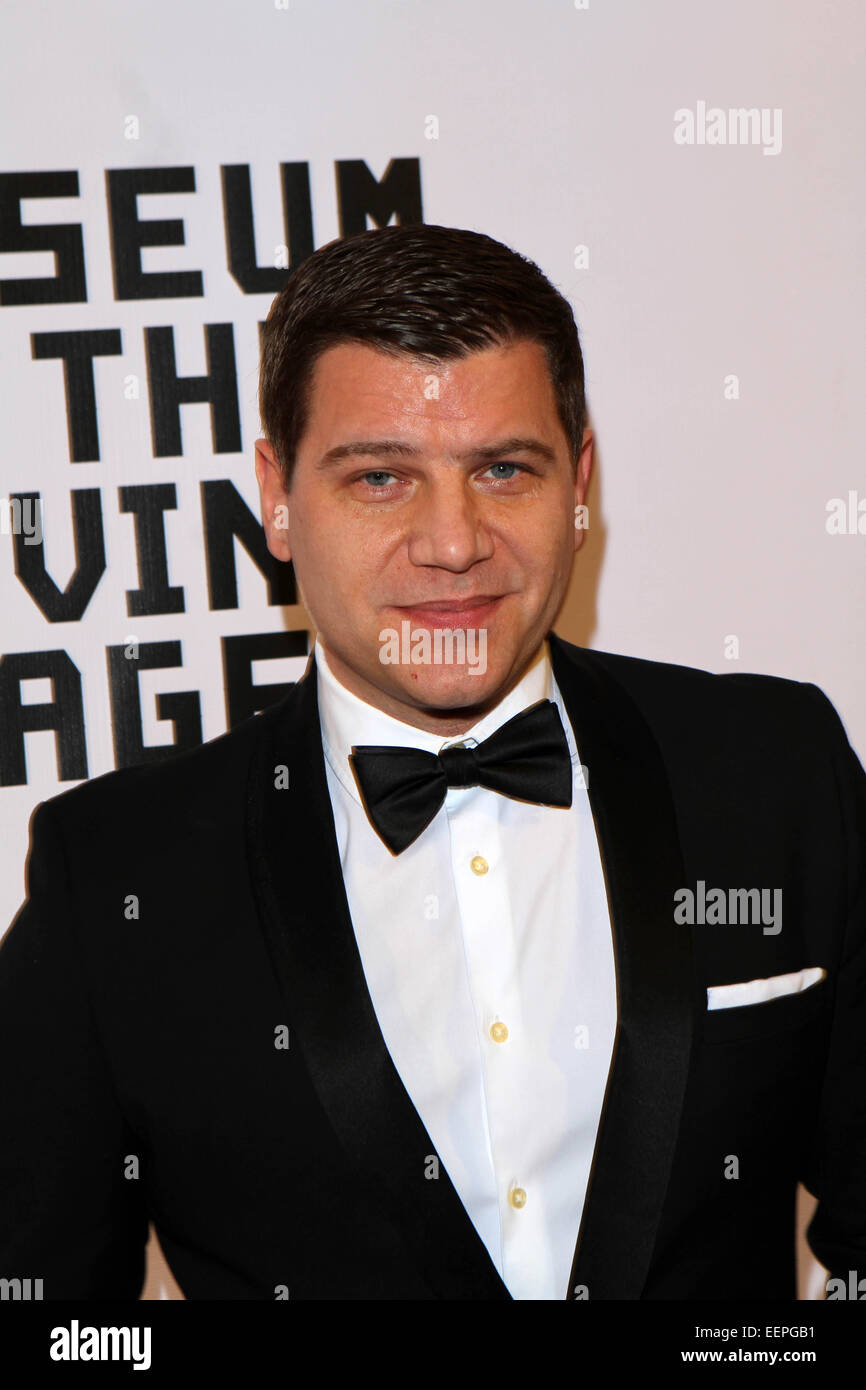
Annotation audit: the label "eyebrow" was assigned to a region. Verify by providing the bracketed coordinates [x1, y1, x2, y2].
[316, 435, 558, 469]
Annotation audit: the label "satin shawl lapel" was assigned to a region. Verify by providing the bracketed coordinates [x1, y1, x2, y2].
[244, 658, 511, 1300]
[549, 634, 697, 1300]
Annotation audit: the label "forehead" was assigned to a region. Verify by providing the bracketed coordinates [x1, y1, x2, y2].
[302, 338, 562, 446]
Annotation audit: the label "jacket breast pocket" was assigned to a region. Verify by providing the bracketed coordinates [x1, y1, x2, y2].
[700, 975, 831, 1043]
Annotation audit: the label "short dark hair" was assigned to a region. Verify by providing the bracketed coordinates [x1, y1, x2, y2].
[258, 223, 587, 488]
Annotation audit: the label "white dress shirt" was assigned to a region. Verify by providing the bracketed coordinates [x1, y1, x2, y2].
[314, 635, 617, 1300]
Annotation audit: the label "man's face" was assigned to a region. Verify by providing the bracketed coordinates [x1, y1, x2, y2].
[255, 337, 592, 734]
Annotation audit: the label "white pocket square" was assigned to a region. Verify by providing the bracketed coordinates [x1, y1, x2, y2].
[707, 966, 827, 1011]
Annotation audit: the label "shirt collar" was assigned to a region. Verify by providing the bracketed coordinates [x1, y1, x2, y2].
[314, 633, 579, 806]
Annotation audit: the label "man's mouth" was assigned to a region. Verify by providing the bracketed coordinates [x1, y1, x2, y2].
[389, 595, 506, 628]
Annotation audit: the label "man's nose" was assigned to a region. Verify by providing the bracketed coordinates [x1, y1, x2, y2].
[406, 477, 495, 571]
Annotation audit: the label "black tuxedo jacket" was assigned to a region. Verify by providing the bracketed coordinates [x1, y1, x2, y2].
[1, 634, 864, 1300]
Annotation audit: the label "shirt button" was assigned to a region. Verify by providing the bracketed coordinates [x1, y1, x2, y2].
[509, 1186, 527, 1209]
[489, 1020, 509, 1043]
[470, 855, 488, 875]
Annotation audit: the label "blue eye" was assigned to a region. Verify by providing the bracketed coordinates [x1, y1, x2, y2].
[362, 470, 396, 487]
[487, 462, 523, 479]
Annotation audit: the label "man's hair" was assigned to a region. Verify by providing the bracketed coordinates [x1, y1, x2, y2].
[258, 222, 587, 488]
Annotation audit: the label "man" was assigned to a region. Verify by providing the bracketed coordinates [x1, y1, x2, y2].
[1, 224, 863, 1301]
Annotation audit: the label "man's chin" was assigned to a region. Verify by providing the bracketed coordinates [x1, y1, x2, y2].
[383, 663, 509, 717]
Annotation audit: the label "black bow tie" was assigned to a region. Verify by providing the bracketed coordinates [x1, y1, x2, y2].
[348, 698, 573, 855]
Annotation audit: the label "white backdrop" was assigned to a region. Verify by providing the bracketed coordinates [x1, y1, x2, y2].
[1, 0, 863, 1301]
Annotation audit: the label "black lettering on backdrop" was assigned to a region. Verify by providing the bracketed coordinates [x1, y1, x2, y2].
[201, 480, 296, 610]
[221, 162, 314, 294]
[145, 323, 242, 456]
[336, 157, 423, 235]
[223, 630, 308, 728]
[107, 640, 202, 769]
[31, 329, 123, 462]
[105, 166, 204, 301]
[10, 489, 106, 623]
[0, 626, 309, 783]
[1, 157, 424, 304]
[1, 155, 425, 778]
[0, 170, 86, 306]
[119, 484, 185, 617]
[0, 650, 88, 785]
[11, 481, 292, 626]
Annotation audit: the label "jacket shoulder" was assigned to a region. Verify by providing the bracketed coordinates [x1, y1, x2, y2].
[550, 634, 847, 754]
[35, 684, 301, 839]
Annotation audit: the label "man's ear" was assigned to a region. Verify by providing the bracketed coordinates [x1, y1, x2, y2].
[573, 427, 593, 553]
[255, 437, 292, 562]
